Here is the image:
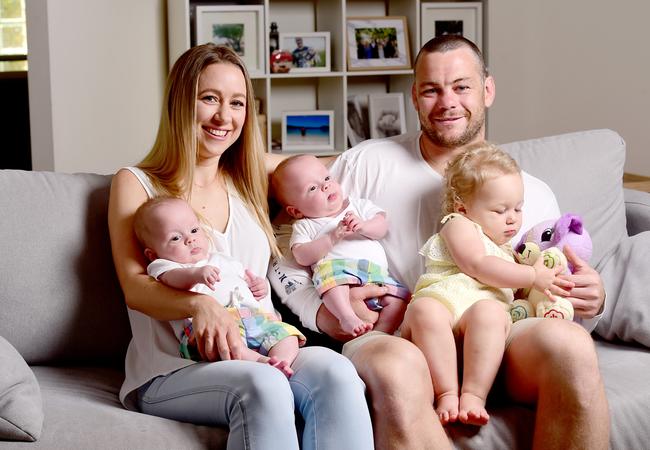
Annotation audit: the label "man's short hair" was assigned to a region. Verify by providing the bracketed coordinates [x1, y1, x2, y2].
[414, 35, 488, 80]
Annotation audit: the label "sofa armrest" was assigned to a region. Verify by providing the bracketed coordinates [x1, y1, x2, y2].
[624, 188, 650, 236]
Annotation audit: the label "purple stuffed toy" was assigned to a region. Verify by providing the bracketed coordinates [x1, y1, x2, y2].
[516, 213, 592, 273]
[510, 213, 593, 322]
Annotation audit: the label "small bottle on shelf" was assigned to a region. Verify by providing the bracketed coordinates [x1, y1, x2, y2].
[269, 22, 279, 53]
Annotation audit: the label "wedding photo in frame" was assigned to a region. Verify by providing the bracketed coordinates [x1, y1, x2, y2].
[420, 2, 483, 51]
[281, 111, 335, 152]
[346, 16, 411, 71]
[279, 32, 331, 73]
[368, 93, 406, 139]
[195, 5, 265, 76]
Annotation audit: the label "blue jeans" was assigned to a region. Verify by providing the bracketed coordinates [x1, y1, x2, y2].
[137, 346, 373, 450]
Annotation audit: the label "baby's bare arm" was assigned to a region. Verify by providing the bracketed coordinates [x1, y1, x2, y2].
[292, 224, 348, 266]
[345, 211, 388, 240]
[158, 265, 221, 290]
[244, 269, 268, 300]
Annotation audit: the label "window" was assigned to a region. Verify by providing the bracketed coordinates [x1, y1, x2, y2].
[0, 0, 27, 72]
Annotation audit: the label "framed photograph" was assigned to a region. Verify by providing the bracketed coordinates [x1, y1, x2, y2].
[420, 2, 483, 51]
[347, 94, 370, 147]
[281, 111, 335, 152]
[279, 32, 331, 73]
[195, 5, 265, 76]
[346, 16, 411, 71]
[368, 93, 406, 139]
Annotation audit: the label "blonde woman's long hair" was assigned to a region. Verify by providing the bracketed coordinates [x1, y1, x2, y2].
[138, 43, 279, 256]
[442, 142, 521, 217]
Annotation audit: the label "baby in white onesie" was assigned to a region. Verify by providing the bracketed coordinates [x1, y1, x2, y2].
[133, 196, 305, 377]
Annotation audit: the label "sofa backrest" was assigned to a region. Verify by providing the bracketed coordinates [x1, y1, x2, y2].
[502, 129, 627, 269]
[0, 170, 131, 366]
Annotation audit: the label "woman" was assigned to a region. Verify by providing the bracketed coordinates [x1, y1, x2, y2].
[108, 44, 373, 450]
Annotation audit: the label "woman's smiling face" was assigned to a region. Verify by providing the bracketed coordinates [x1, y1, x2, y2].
[195, 62, 247, 160]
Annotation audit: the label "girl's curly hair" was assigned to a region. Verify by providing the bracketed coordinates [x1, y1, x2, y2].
[441, 142, 521, 217]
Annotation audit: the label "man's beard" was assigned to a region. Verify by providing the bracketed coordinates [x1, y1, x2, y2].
[420, 108, 485, 148]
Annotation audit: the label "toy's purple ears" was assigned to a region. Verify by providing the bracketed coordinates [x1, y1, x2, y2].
[554, 213, 584, 239]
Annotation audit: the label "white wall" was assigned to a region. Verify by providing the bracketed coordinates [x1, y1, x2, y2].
[25, 1, 650, 176]
[487, 0, 650, 176]
[26, 0, 167, 174]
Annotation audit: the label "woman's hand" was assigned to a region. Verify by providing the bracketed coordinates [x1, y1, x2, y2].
[190, 295, 244, 361]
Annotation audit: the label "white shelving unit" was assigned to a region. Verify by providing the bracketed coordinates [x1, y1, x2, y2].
[167, 0, 475, 154]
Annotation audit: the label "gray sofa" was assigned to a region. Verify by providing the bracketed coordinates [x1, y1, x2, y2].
[1, 129, 649, 449]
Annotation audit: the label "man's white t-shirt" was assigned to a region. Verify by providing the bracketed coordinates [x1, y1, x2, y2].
[269, 132, 599, 332]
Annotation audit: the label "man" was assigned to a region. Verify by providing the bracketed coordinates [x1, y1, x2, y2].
[270, 35, 609, 449]
[292, 37, 319, 68]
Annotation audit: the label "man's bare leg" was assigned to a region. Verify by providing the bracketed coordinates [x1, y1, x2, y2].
[502, 319, 609, 450]
[347, 334, 452, 450]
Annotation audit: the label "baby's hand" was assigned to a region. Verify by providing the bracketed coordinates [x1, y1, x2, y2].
[245, 269, 268, 300]
[331, 221, 352, 241]
[198, 265, 220, 290]
[342, 211, 364, 232]
[531, 257, 563, 295]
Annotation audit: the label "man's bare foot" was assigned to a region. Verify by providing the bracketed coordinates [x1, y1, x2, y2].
[340, 315, 373, 337]
[459, 392, 489, 426]
[435, 391, 459, 425]
[258, 356, 294, 378]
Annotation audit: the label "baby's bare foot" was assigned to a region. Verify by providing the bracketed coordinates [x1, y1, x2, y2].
[459, 392, 489, 426]
[435, 391, 459, 425]
[340, 315, 373, 337]
[258, 356, 294, 378]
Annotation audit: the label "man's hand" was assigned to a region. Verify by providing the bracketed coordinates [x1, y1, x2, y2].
[245, 269, 268, 300]
[558, 245, 605, 319]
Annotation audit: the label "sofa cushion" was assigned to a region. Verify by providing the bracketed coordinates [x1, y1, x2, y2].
[502, 130, 650, 349]
[501, 129, 627, 268]
[595, 232, 650, 347]
[444, 340, 650, 450]
[0, 336, 43, 441]
[0, 170, 131, 366]
[596, 340, 650, 449]
[24, 366, 227, 449]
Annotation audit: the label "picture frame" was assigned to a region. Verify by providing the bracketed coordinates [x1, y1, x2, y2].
[346, 16, 411, 71]
[195, 5, 265, 76]
[281, 111, 335, 152]
[278, 32, 331, 73]
[420, 2, 483, 51]
[347, 94, 370, 147]
[368, 93, 406, 139]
